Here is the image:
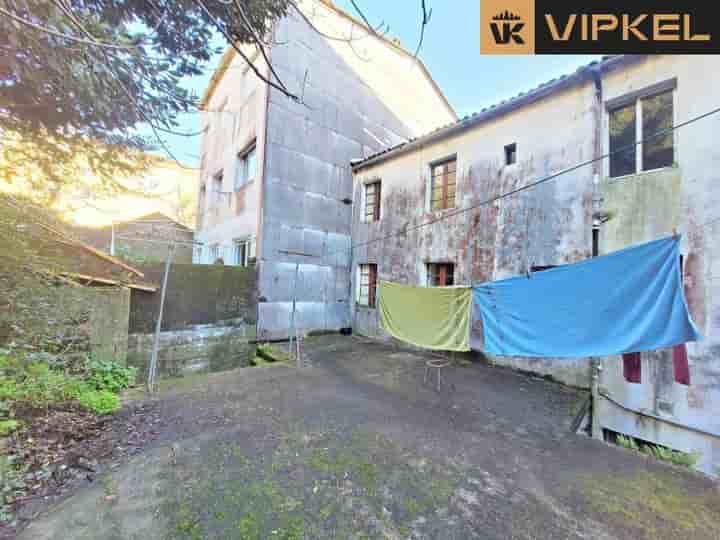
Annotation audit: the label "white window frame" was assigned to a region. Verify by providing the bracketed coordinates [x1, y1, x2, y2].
[208, 244, 221, 263]
[211, 170, 224, 203]
[605, 80, 677, 179]
[235, 144, 257, 190]
[233, 238, 250, 267]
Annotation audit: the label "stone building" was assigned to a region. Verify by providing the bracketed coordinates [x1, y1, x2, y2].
[193, 0, 456, 339]
[350, 55, 720, 475]
[76, 212, 195, 264]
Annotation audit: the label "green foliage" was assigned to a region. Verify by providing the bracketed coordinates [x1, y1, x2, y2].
[76, 389, 121, 415]
[0, 353, 126, 415]
[614, 432, 701, 469]
[617, 434, 640, 451]
[1, 0, 290, 198]
[0, 420, 20, 436]
[642, 445, 701, 469]
[85, 357, 137, 393]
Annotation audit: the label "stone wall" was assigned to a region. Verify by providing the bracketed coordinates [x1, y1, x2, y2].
[0, 271, 130, 363]
[129, 264, 257, 333]
[126, 322, 256, 377]
[127, 264, 258, 376]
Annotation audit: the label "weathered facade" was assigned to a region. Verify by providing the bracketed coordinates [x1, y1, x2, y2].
[350, 55, 720, 475]
[194, 0, 456, 339]
[127, 263, 257, 376]
[76, 212, 194, 264]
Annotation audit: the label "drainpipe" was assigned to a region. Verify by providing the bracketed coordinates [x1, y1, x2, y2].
[589, 65, 604, 440]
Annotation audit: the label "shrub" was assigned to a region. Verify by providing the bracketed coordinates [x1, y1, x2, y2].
[0, 420, 19, 436]
[85, 358, 137, 393]
[77, 389, 121, 415]
[642, 444, 701, 469]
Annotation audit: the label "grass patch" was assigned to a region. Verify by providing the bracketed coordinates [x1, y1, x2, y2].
[583, 471, 720, 539]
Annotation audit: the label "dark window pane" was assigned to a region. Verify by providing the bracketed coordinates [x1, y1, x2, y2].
[642, 91, 673, 171]
[609, 104, 636, 177]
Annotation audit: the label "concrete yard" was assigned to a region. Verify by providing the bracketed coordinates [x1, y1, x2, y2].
[19, 335, 720, 540]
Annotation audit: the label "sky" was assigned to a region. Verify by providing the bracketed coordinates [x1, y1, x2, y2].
[154, 0, 601, 167]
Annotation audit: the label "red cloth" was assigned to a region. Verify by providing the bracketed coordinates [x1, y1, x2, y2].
[623, 352, 642, 383]
[673, 344, 690, 385]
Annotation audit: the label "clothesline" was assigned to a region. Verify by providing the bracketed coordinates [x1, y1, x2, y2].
[378, 236, 701, 358]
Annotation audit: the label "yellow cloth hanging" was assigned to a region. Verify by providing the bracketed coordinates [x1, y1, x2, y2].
[379, 281, 471, 352]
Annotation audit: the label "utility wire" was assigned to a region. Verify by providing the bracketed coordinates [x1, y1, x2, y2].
[326, 104, 720, 259]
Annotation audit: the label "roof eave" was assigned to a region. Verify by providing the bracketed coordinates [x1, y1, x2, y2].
[352, 55, 646, 172]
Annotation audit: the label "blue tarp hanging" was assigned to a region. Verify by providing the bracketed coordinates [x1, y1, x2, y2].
[472, 236, 701, 358]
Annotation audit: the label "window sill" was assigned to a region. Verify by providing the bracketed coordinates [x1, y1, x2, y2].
[606, 165, 678, 183]
[356, 304, 377, 310]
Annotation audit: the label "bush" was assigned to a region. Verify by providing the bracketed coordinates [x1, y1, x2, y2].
[77, 389, 121, 415]
[85, 358, 137, 393]
[0, 354, 129, 415]
[0, 420, 19, 436]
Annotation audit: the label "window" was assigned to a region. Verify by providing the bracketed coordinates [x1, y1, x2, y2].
[504, 143, 517, 166]
[609, 89, 673, 178]
[427, 263, 455, 287]
[233, 239, 250, 267]
[198, 183, 207, 227]
[358, 264, 378, 308]
[363, 181, 381, 222]
[623, 352, 642, 384]
[430, 157, 457, 211]
[209, 243, 221, 263]
[235, 145, 257, 190]
[212, 170, 224, 202]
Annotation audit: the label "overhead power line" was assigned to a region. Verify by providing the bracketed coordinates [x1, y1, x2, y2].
[339, 104, 720, 257]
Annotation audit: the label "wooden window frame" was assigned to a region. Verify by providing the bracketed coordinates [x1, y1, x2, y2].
[429, 157, 457, 211]
[426, 263, 455, 287]
[358, 264, 378, 308]
[363, 180, 381, 222]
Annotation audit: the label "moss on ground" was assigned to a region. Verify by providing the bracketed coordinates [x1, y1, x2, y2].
[582, 471, 720, 539]
[160, 427, 462, 539]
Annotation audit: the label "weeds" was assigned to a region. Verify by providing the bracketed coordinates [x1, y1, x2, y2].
[613, 432, 700, 469]
[642, 445, 701, 469]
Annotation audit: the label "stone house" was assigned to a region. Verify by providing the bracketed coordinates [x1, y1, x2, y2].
[193, 0, 456, 339]
[350, 55, 720, 475]
[76, 212, 195, 264]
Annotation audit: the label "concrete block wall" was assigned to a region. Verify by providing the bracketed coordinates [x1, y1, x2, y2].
[256, 3, 456, 339]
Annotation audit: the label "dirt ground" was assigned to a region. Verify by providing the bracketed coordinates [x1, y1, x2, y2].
[17, 335, 720, 540]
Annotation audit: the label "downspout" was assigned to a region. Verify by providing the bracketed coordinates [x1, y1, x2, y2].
[589, 65, 604, 440]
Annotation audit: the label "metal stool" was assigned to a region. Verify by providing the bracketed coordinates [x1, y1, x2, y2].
[424, 358, 451, 391]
